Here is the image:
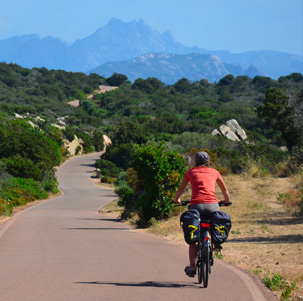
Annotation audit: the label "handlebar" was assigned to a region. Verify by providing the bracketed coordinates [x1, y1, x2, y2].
[174, 200, 232, 207]
[219, 201, 232, 207]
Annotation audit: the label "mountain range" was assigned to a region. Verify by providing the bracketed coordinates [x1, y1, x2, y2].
[90, 52, 267, 84]
[0, 18, 302, 83]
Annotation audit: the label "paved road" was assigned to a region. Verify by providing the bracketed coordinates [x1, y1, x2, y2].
[0, 153, 276, 300]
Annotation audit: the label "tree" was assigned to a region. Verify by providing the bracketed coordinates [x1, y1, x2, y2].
[128, 143, 185, 225]
[217, 74, 234, 87]
[257, 87, 300, 150]
[132, 77, 164, 93]
[173, 78, 192, 93]
[106, 73, 128, 86]
[111, 120, 147, 145]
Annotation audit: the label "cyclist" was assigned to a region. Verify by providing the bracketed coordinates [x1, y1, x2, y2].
[173, 151, 231, 277]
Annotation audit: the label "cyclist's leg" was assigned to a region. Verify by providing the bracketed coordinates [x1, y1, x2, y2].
[189, 244, 198, 269]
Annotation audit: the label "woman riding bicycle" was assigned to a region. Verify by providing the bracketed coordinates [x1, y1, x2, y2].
[173, 151, 231, 277]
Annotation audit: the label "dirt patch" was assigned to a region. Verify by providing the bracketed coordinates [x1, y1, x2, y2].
[101, 175, 303, 300]
[67, 99, 80, 107]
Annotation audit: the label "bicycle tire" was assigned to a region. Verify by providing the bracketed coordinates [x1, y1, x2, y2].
[202, 245, 209, 288]
[197, 242, 203, 284]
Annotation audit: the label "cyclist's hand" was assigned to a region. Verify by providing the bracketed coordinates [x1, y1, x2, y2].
[219, 200, 232, 206]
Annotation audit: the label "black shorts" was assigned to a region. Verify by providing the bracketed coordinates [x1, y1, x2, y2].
[188, 203, 219, 218]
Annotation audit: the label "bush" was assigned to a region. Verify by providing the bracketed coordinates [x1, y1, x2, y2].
[0, 177, 49, 216]
[128, 143, 185, 226]
[0, 120, 62, 174]
[114, 172, 135, 208]
[42, 169, 59, 193]
[95, 159, 123, 183]
[3, 155, 43, 181]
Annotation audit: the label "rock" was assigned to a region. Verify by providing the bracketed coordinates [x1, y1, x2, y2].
[56, 116, 68, 126]
[225, 129, 240, 142]
[226, 119, 247, 140]
[34, 116, 45, 123]
[26, 120, 38, 128]
[211, 129, 221, 136]
[96, 169, 101, 178]
[219, 125, 230, 136]
[103, 135, 112, 150]
[213, 119, 247, 142]
[51, 124, 66, 130]
[14, 113, 24, 119]
[64, 135, 83, 156]
[219, 124, 241, 141]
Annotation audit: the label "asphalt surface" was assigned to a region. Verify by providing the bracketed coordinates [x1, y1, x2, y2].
[0, 153, 277, 300]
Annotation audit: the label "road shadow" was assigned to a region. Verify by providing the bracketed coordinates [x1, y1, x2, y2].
[228, 234, 303, 244]
[75, 218, 122, 222]
[65, 227, 131, 231]
[80, 163, 96, 167]
[102, 194, 117, 198]
[74, 280, 201, 289]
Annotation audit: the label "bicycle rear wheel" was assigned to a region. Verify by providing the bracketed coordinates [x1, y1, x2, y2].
[202, 246, 209, 288]
[197, 259, 202, 284]
[197, 243, 203, 284]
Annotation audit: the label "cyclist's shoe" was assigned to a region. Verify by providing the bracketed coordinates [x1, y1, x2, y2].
[184, 266, 196, 277]
[213, 245, 223, 253]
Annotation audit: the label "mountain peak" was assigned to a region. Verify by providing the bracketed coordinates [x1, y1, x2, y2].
[0, 18, 301, 79]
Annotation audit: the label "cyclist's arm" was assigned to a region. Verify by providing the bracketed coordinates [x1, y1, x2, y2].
[216, 176, 231, 204]
[173, 176, 189, 204]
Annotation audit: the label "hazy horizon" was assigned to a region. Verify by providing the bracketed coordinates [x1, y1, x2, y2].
[0, 0, 302, 56]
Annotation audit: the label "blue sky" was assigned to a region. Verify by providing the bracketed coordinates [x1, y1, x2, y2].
[0, 0, 302, 56]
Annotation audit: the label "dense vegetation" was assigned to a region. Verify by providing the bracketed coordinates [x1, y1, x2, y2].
[94, 73, 302, 225]
[0, 62, 109, 215]
[0, 62, 302, 223]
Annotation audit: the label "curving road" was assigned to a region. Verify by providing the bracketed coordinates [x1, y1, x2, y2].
[0, 153, 276, 300]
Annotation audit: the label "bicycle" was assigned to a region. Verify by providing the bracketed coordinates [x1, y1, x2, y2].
[179, 200, 232, 288]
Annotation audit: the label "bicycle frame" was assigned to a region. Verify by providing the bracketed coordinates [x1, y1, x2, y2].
[196, 217, 213, 287]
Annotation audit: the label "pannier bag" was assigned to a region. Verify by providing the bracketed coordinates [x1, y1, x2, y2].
[180, 209, 200, 245]
[211, 211, 232, 244]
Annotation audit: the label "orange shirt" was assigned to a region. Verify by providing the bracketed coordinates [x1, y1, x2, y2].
[185, 166, 220, 204]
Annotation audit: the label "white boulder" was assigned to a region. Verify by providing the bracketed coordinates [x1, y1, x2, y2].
[226, 119, 247, 140]
[64, 135, 83, 156]
[212, 119, 247, 142]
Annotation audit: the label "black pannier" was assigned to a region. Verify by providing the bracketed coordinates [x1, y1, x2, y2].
[211, 211, 232, 244]
[180, 209, 200, 245]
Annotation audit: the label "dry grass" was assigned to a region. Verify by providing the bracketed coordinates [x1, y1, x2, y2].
[102, 174, 303, 300]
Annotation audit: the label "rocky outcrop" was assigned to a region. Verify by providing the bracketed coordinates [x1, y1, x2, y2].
[64, 135, 84, 156]
[212, 119, 247, 142]
[226, 119, 247, 140]
[103, 135, 112, 150]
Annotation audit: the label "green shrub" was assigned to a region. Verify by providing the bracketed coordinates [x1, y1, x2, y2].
[42, 169, 59, 193]
[3, 155, 43, 181]
[114, 172, 135, 208]
[0, 176, 49, 216]
[95, 159, 123, 182]
[263, 273, 287, 290]
[129, 143, 185, 226]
